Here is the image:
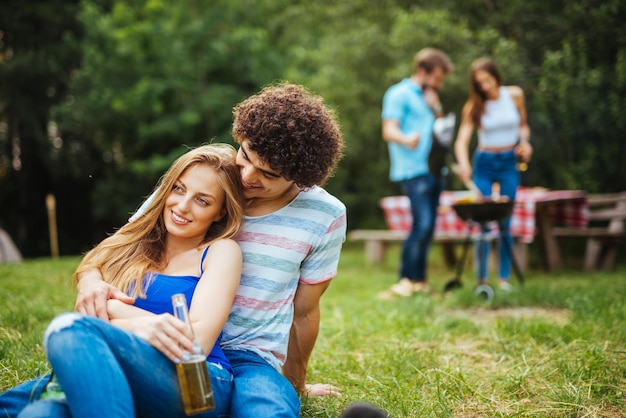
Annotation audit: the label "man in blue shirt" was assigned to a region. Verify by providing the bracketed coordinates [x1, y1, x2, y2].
[379, 48, 453, 299]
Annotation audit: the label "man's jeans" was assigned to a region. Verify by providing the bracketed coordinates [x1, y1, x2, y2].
[472, 149, 520, 280]
[1, 313, 233, 418]
[224, 349, 300, 418]
[399, 173, 444, 281]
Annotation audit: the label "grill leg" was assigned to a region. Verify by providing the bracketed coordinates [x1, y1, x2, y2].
[498, 221, 525, 285]
[456, 228, 473, 280]
[443, 226, 473, 293]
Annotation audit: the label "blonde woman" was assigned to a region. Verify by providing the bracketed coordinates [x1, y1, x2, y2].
[17, 144, 244, 418]
[5, 84, 348, 418]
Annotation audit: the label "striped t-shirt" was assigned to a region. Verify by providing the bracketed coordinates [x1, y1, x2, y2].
[221, 186, 347, 370]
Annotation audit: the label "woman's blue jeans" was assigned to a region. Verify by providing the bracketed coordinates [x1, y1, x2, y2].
[399, 173, 445, 281]
[472, 149, 520, 281]
[13, 313, 233, 418]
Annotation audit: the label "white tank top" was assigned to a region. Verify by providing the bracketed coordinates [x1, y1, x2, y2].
[478, 86, 520, 148]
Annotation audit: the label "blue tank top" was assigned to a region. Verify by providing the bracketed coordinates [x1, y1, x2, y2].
[132, 246, 231, 372]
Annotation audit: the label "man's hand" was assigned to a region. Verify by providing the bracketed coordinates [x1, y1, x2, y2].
[74, 269, 134, 321]
[402, 132, 420, 150]
[304, 383, 342, 398]
[382, 119, 419, 150]
[422, 87, 443, 116]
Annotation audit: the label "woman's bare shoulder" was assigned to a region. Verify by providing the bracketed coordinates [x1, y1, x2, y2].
[506, 85, 524, 99]
[206, 238, 240, 254]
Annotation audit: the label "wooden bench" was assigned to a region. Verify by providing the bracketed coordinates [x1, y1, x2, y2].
[550, 192, 626, 271]
[347, 229, 466, 268]
[347, 229, 408, 266]
[347, 229, 528, 271]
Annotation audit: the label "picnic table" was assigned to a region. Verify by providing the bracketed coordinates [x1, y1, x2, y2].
[351, 187, 589, 270]
[546, 191, 626, 271]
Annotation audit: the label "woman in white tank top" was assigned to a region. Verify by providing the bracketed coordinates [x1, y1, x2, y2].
[453, 58, 532, 290]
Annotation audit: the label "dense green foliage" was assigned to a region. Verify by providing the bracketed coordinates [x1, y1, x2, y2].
[0, 0, 83, 255]
[1, 249, 625, 416]
[1, 0, 625, 256]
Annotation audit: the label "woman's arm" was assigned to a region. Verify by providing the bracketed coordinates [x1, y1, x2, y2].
[75, 269, 134, 320]
[107, 299, 152, 320]
[103, 298, 193, 362]
[508, 86, 533, 162]
[187, 239, 242, 355]
[453, 102, 476, 185]
[77, 239, 241, 362]
[107, 239, 241, 360]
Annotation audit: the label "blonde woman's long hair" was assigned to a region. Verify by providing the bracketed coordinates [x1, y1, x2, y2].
[73, 143, 244, 297]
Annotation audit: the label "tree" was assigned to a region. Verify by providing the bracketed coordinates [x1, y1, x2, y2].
[2, 0, 625, 256]
[280, 2, 523, 229]
[409, 0, 626, 192]
[0, 0, 83, 256]
[1, 0, 293, 255]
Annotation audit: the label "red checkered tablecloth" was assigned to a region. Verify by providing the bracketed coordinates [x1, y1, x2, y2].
[380, 188, 588, 244]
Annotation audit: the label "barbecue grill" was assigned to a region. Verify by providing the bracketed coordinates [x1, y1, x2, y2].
[443, 199, 524, 300]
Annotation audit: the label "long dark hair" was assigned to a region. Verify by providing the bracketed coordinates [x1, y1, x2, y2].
[467, 58, 502, 128]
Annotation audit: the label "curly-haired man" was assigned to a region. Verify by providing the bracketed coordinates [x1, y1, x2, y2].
[0, 83, 347, 418]
[222, 83, 346, 416]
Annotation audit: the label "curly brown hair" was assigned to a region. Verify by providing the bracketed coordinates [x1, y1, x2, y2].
[232, 83, 344, 188]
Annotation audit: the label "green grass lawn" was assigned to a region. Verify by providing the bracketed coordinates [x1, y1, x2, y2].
[1, 245, 625, 417]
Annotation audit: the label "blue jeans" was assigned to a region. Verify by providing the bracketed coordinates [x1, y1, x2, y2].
[472, 149, 520, 281]
[399, 173, 444, 281]
[0, 376, 49, 418]
[224, 349, 300, 418]
[2, 313, 232, 418]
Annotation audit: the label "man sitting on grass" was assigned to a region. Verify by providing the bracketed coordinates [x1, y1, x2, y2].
[1, 83, 347, 418]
